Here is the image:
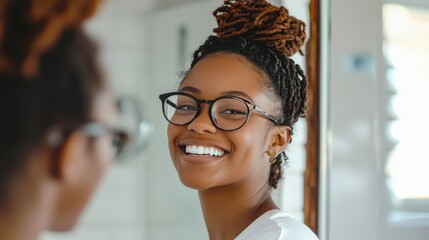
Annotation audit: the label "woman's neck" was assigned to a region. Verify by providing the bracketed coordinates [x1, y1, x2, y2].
[198, 181, 279, 240]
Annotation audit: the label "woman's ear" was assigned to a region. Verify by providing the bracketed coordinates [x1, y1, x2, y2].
[268, 126, 291, 155]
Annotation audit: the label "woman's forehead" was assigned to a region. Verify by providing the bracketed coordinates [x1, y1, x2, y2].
[182, 53, 268, 98]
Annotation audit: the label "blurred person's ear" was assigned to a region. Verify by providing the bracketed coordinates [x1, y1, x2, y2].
[53, 131, 89, 182]
[45, 130, 103, 231]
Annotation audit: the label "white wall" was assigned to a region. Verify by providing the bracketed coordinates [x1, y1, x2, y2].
[325, 0, 429, 239]
[326, 0, 386, 239]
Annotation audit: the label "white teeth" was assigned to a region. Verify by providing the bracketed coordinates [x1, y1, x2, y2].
[185, 145, 225, 157]
[197, 146, 204, 155]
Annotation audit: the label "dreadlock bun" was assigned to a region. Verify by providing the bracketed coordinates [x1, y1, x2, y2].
[213, 0, 306, 57]
[0, 0, 102, 77]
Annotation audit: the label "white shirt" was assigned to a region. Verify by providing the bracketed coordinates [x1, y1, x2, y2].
[235, 210, 319, 240]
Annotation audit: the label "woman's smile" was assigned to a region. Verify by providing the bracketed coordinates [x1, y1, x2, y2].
[184, 145, 225, 157]
[177, 138, 230, 164]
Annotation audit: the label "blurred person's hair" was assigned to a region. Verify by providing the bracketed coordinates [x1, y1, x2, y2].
[0, 0, 103, 203]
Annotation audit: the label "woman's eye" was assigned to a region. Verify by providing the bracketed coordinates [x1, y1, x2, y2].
[222, 109, 246, 115]
[177, 105, 196, 111]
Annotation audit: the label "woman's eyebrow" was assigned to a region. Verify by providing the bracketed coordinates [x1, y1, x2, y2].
[178, 88, 253, 101]
[222, 90, 253, 100]
[179, 86, 200, 94]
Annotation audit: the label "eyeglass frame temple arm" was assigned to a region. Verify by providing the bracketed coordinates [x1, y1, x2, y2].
[253, 106, 280, 125]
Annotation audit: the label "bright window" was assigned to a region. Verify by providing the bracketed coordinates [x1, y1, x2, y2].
[383, 4, 429, 203]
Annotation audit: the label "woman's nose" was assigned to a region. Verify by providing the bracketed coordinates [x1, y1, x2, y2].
[187, 104, 217, 134]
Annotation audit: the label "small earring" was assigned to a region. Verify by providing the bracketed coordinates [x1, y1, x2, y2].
[269, 153, 277, 164]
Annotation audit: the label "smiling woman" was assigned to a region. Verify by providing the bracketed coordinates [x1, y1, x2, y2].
[159, 0, 318, 239]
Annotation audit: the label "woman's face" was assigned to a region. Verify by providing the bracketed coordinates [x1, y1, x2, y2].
[167, 53, 277, 190]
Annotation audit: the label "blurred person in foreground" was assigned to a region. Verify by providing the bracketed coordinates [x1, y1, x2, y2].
[0, 0, 129, 239]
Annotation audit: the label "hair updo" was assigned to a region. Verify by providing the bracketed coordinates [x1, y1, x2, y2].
[188, 0, 308, 188]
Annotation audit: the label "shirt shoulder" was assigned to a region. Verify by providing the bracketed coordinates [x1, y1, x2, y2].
[235, 210, 319, 240]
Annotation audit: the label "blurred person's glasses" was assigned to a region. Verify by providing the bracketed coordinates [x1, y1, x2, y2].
[46, 122, 130, 158]
[159, 92, 279, 131]
[45, 96, 153, 160]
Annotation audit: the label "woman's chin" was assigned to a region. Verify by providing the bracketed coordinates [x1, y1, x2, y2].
[178, 174, 214, 190]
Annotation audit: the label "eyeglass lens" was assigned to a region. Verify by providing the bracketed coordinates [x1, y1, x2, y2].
[112, 131, 128, 158]
[82, 122, 129, 158]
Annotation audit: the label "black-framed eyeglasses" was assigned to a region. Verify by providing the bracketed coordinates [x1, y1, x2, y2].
[46, 122, 130, 158]
[159, 92, 279, 131]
